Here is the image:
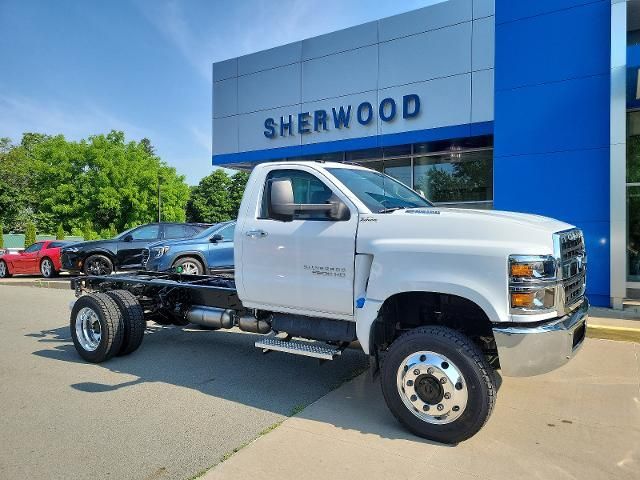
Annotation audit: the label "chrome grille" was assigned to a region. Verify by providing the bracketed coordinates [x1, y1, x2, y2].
[554, 229, 586, 309]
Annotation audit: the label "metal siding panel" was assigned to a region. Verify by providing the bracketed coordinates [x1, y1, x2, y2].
[213, 77, 238, 118]
[471, 69, 494, 122]
[237, 105, 302, 152]
[302, 21, 378, 60]
[212, 58, 237, 82]
[472, 16, 494, 71]
[238, 63, 302, 114]
[496, 0, 603, 24]
[378, 0, 472, 42]
[212, 116, 239, 155]
[378, 73, 472, 135]
[473, 0, 495, 18]
[237, 41, 302, 75]
[378, 22, 472, 89]
[301, 92, 379, 145]
[494, 74, 610, 157]
[302, 46, 378, 102]
[495, 1, 610, 91]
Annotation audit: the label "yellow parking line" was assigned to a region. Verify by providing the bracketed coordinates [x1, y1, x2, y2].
[586, 324, 640, 343]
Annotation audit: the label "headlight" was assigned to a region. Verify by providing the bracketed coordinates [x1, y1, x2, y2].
[509, 255, 556, 282]
[151, 246, 170, 258]
[509, 255, 557, 314]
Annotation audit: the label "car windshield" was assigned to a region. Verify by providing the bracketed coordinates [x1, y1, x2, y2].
[327, 167, 432, 212]
[192, 223, 223, 239]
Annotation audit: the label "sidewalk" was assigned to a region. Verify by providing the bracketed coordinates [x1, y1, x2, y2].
[203, 338, 639, 480]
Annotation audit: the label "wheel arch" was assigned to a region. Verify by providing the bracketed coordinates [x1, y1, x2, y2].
[172, 252, 207, 269]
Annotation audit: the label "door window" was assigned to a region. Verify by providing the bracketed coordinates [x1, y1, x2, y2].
[260, 169, 335, 220]
[129, 225, 160, 240]
[163, 224, 186, 239]
[23, 243, 43, 253]
[216, 223, 235, 241]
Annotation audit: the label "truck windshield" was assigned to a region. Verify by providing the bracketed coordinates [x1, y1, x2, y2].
[327, 167, 432, 213]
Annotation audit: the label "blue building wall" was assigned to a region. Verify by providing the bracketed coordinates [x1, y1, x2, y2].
[494, 0, 611, 306]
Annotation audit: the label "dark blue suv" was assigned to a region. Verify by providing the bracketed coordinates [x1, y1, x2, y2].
[143, 221, 235, 275]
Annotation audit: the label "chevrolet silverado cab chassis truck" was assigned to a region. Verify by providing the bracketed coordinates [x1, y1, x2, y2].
[69, 161, 588, 443]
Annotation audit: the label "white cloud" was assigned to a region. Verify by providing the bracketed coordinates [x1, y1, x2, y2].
[0, 93, 153, 143]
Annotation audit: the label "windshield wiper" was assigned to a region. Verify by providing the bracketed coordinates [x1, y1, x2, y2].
[378, 207, 407, 213]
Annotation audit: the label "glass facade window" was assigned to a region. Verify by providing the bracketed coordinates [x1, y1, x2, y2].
[627, 111, 640, 282]
[413, 150, 493, 205]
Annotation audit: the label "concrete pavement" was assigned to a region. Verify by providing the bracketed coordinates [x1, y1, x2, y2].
[0, 286, 368, 480]
[204, 338, 640, 480]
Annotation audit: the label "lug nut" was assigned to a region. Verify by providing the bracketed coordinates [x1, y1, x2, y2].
[427, 367, 434, 374]
[437, 404, 444, 411]
[410, 395, 417, 402]
[455, 382, 463, 390]
[440, 377, 447, 384]
[406, 380, 413, 386]
[444, 393, 451, 399]
[422, 405, 430, 412]
[452, 406, 460, 412]
[413, 369, 420, 375]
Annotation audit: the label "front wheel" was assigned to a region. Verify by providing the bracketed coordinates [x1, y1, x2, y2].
[380, 326, 496, 444]
[173, 257, 203, 275]
[0, 260, 11, 278]
[83, 254, 114, 276]
[40, 258, 57, 278]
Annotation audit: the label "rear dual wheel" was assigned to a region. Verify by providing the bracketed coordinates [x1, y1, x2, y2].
[70, 290, 146, 363]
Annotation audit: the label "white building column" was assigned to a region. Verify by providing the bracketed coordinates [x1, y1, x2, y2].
[610, 0, 628, 309]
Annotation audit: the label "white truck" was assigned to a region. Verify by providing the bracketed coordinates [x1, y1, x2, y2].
[69, 161, 588, 443]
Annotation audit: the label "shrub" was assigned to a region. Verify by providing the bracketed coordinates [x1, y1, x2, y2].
[56, 224, 65, 240]
[25, 222, 36, 247]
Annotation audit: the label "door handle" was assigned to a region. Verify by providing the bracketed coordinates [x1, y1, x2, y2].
[246, 229, 268, 238]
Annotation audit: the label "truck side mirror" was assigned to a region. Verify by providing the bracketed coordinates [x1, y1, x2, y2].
[269, 178, 295, 221]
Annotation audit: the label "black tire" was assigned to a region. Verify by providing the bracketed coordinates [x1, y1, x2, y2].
[0, 260, 12, 278]
[380, 326, 496, 444]
[173, 257, 204, 275]
[105, 290, 146, 356]
[70, 293, 124, 363]
[83, 254, 114, 276]
[40, 257, 58, 278]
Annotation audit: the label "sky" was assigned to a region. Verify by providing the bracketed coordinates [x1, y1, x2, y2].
[0, 0, 439, 184]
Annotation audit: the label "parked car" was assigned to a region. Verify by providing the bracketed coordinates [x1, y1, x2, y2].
[0, 240, 70, 278]
[144, 221, 235, 275]
[61, 222, 212, 276]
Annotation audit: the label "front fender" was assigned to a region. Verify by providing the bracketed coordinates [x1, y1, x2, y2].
[355, 282, 502, 355]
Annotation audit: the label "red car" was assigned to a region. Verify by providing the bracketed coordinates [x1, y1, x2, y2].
[0, 240, 69, 278]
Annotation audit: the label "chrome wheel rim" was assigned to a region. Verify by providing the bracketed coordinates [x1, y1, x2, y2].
[180, 261, 200, 275]
[0, 262, 6, 277]
[75, 307, 101, 351]
[396, 351, 468, 425]
[41, 259, 52, 277]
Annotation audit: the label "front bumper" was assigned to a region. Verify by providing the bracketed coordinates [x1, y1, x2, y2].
[61, 252, 83, 273]
[493, 298, 588, 377]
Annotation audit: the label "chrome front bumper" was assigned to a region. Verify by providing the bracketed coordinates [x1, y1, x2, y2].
[492, 298, 588, 377]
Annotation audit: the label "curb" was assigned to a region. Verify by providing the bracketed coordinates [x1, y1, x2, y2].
[586, 324, 640, 343]
[0, 280, 72, 291]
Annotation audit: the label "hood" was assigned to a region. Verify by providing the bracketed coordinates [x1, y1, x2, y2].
[357, 207, 574, 256]
[64, 239, 117, 250]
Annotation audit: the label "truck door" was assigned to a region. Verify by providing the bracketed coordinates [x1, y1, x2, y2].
[239, 167, 358, 317]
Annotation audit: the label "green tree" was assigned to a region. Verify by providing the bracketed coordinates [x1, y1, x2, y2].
[186, 169, 233, 223]
[228, 171, 250, 218]
[25, 222, 36, 247]
[56, 224, 65, 240]
[82, 221, 96, 241]
[0, 222, 4, 248]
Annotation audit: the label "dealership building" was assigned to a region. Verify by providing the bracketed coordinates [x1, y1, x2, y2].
[212, 0, 640, 309]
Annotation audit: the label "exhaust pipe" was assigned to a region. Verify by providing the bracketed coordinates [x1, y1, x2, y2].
[186, 306, 234, 329]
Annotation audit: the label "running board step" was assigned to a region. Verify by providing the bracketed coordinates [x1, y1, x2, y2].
[255, 337, 342, 360]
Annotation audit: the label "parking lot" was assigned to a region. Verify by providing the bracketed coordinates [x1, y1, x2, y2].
[0, 286, 368, 480]
[1, 283, 639, 480]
